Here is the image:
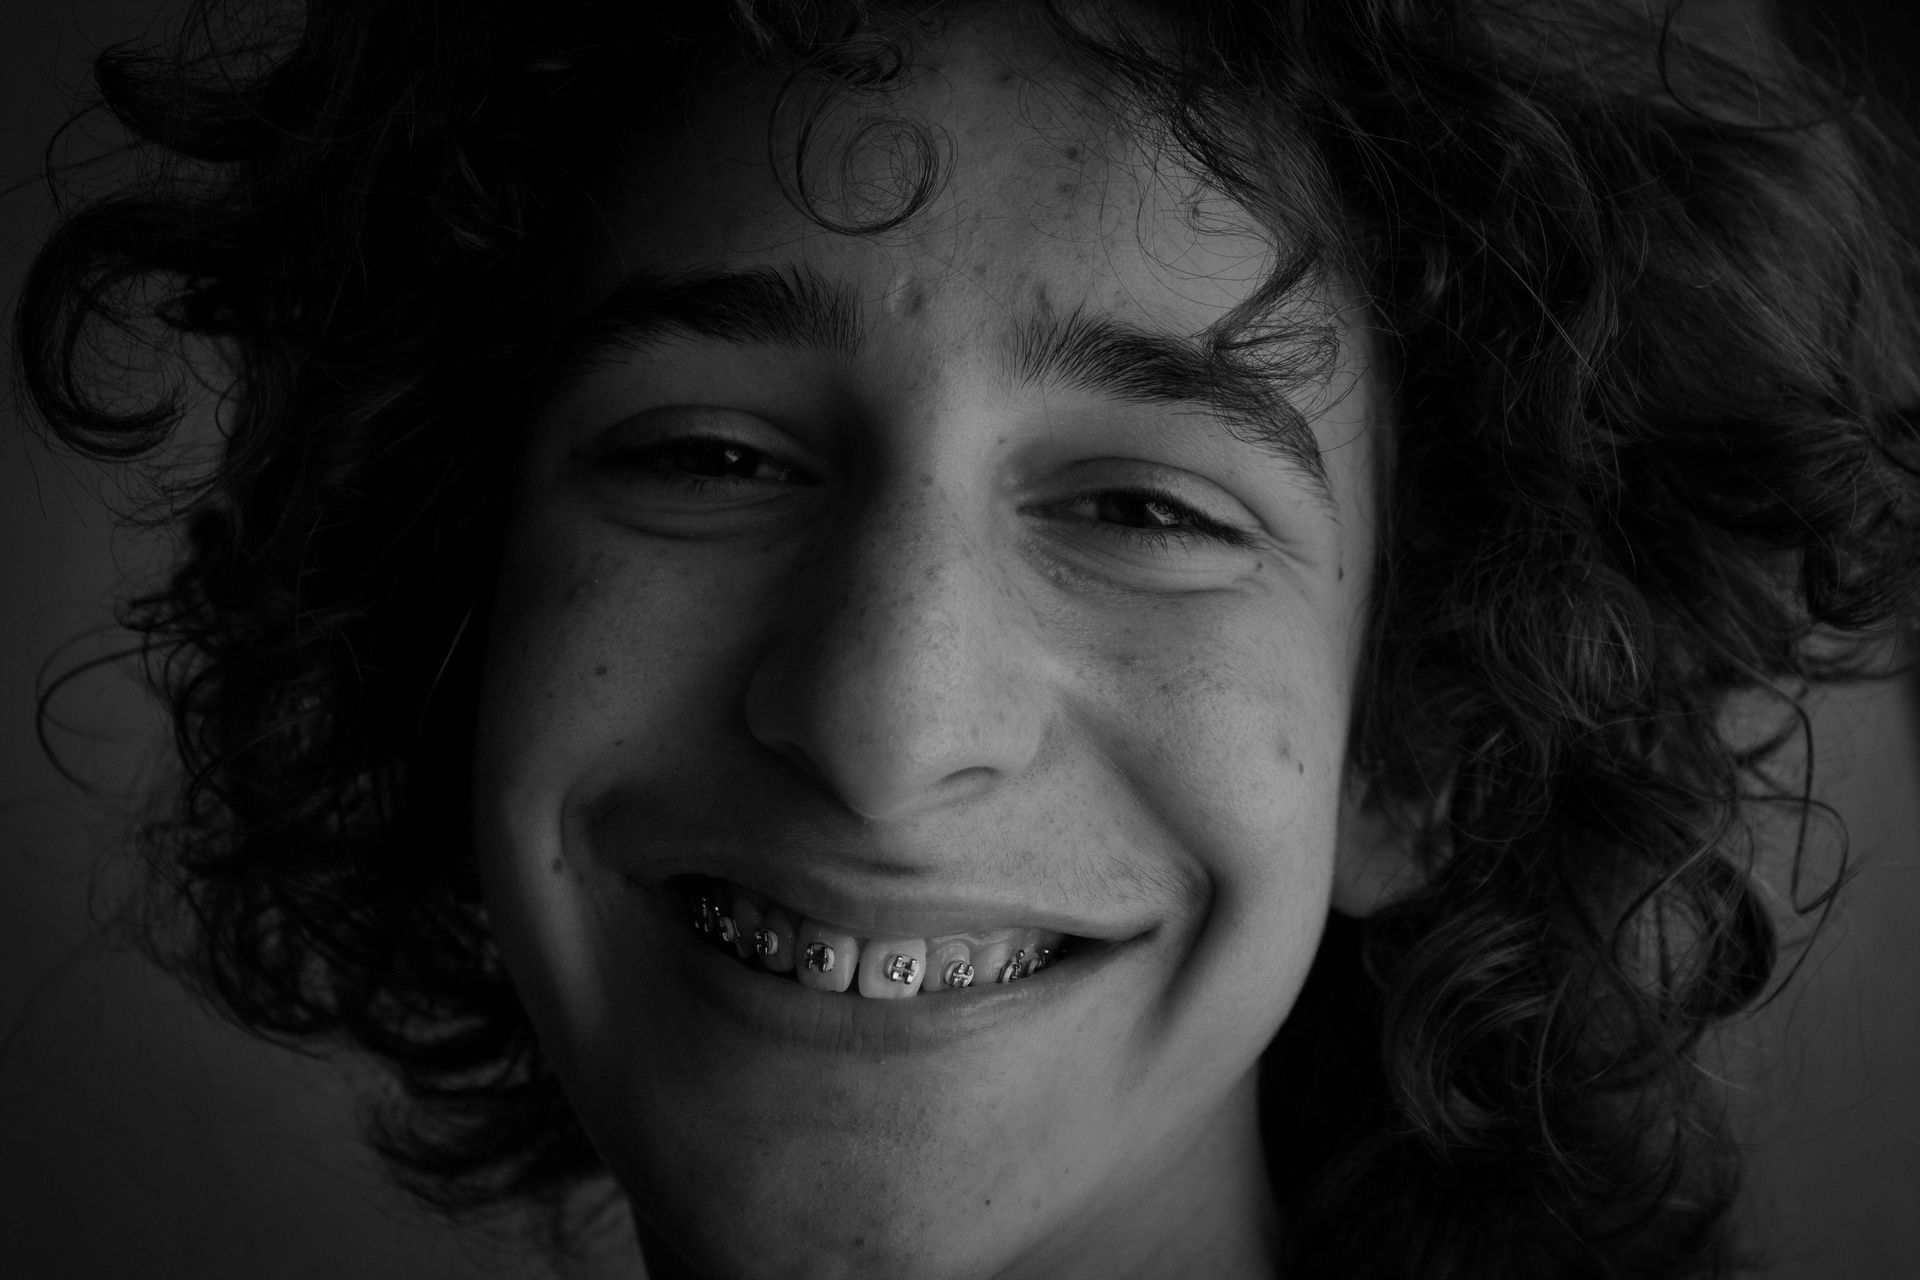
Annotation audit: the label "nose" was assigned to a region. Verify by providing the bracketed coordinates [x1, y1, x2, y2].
[743, 486, 1048, 822]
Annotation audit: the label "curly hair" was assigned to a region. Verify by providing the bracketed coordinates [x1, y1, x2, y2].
[17, 0, 1920, 1275]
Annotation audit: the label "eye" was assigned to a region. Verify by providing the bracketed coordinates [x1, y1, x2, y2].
[1068, 488, 1255, 549]
[1092, 492, 1198, 532]
[583, 432, 817, 490]
[639, 438, 807, 485]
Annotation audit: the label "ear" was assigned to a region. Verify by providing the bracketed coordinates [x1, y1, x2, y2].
[1331, 765, 1434, 918]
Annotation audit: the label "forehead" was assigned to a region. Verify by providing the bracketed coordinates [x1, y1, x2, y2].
[589, 15, 1281, 337]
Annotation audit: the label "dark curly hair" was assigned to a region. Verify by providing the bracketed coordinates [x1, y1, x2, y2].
[17, 0, 1920, 1275]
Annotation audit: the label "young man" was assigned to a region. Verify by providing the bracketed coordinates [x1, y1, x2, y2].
[19, 0, 1919, 1274]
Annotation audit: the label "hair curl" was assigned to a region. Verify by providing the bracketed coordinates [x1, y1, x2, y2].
[17, 0, 1920, 1275]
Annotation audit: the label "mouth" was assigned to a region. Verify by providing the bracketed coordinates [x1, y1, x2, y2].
[676, 873, 1097, 999]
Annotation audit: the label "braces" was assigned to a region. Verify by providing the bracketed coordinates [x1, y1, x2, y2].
[688, 893, 1070, 992]
[999, 949, 1027, 983]
[885, 953, 921, 984]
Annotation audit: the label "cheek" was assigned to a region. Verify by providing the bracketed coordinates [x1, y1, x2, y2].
[472, 518, 749, 1061]
[468, 528, 617, 1031]
[1090, 611, 1349, 969]
[1096, 607, 1349, 828]
[474, 517, 733, 795]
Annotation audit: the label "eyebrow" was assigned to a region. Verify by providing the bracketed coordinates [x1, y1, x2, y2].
[1008, 305, 1337, 504]
[552, 265, 861, 376]
[548, 264, 1341, 506]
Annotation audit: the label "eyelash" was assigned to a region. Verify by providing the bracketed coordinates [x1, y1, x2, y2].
[606, 438, 814, 488]
[598, 437, 1252, 549]
[1061, 489, 1255, 550]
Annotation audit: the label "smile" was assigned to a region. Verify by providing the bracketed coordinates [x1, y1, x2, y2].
[682, 875, 1075, 999]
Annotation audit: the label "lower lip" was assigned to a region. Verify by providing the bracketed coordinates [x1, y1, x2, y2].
[635, 883, 1140, 1056]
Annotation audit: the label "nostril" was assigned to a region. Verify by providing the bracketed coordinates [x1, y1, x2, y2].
[834, 763, 1003, 823]
[755, 736, 835, 794]
[754, 732, 1008, 823]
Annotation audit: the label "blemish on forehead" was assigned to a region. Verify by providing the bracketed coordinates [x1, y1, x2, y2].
[883, 275, 929, 318]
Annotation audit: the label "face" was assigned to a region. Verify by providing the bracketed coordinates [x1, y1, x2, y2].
[474, 12, 1389, 1279]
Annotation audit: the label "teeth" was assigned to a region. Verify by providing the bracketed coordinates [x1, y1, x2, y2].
[758, 905, 798, 973]
[968, 932, 1018, 986]
[728, 895, 763, 961]
[688, 882, 1072, 996]
[857, 939, 927, 999]
[796, 921, 858, 993]
[1003, 928, 1042, 982]
[923, 936, 975, 992]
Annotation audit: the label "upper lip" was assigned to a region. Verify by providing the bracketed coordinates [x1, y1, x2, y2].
[581, 790, 1164, 941]
[667, 865, 1153, 942]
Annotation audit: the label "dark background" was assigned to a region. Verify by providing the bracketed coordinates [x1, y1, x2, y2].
[3, 2, 1915, 1276]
